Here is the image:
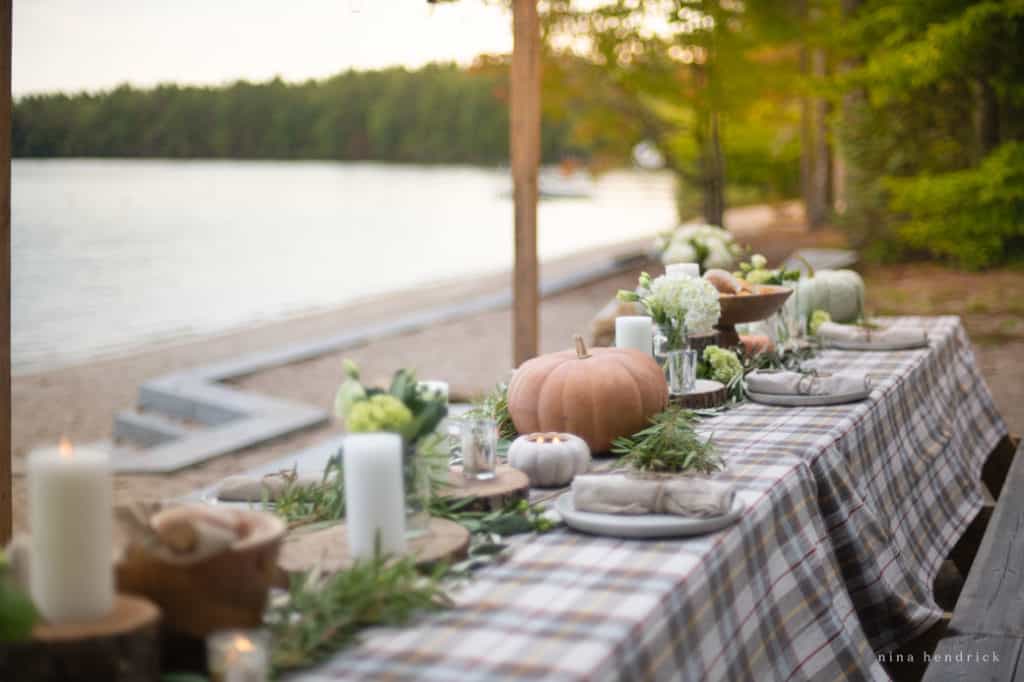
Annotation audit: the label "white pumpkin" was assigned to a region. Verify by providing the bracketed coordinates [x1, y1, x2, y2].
[793, 269, 865, 323]
[507, 433, 591, 488]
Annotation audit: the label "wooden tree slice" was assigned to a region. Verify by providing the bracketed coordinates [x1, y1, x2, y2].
[278, 517, 470, 577]
[437, 464, 530, 511]
[1, 594, 161, 682]
[671, 379, 728, 410]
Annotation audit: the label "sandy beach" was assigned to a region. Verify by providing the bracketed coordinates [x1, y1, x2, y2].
[11, 201, 1021, 533]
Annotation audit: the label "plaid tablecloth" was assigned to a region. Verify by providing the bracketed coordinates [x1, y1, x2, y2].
[292, 316, 1005, 681]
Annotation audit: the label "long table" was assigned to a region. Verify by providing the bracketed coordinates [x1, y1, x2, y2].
[287, 316, 1006, 681]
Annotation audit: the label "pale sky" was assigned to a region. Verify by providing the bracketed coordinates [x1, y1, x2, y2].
[12, 0, 514, 97]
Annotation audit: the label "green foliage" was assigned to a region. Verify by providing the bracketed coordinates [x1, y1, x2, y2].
[465, 382, 518, 442]
[430, 497, 554, 536]
[885, 142, 1024, 268]
[268, 554, 451, 674]
[270, 459, 346, 529]
[0, 551, 36, 642]
[12, 63, 574, 164]
[611, 406, 721, 474]
[837, 0, 1024, 266]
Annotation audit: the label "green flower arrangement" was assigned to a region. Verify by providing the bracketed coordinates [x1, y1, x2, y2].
[334, 361, 447, 445]
[347, 395, 413, 433]
[702, 345, 743, 384]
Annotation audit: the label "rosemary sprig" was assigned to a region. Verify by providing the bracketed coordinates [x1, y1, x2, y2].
[465, 382, 518, 441]
[269, 458, 345, 529]
[430, 497, 553, 536]
[268, 553, 451, 674]
[611, 406, 722, 474]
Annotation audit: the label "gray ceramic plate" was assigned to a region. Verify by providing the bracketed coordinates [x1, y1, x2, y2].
[556, 493, 745, 539]
[825, 336, 929, 351]
[746, 388, 871, 407]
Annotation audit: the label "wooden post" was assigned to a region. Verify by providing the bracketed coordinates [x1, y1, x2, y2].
[0, 0, 11, 544]
[510, 0, 540, 367]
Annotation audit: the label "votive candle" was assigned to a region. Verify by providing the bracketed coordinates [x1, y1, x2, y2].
[615, 316, 654, 357]
[28, 438, 114, 623]
[207, 629, 270, 682]
[342, 433, 407, 559]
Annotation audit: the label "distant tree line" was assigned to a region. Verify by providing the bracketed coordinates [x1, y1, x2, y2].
[12, 61, 575, 165]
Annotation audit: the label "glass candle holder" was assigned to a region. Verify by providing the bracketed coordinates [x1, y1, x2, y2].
[207, 629, 270, 682]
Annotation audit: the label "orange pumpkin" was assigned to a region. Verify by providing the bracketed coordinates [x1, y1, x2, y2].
[739, 334, 775, 356]
[507, 336, 668, 453]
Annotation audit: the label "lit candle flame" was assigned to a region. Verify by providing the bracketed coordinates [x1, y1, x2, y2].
[234, 635, 254, 653]
[58, 437, 73, 459]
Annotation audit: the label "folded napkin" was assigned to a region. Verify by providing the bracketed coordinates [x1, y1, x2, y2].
[217, 470, 325, 502]
[817, 321, 927, 346]
[571, 474, 735, 518]
[746, 370, 870, 396]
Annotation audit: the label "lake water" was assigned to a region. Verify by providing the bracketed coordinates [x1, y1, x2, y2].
[13, 159, 677, 373]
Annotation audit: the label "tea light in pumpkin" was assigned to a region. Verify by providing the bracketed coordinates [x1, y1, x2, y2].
[417, 380, 449, 404]
[342, 433, 407, 559]
[28, 437, 114, 624]
[207, 629, 270, 682]
[615, 315, 654, 356]
[508, 432, 591, 488]
[666, 262, 700, 279]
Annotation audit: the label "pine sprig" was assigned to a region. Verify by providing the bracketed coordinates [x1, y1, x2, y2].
[268, 554, 451, 674]
[611, 406, 722, 474]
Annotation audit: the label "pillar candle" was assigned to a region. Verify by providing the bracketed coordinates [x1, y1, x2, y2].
[616, 316, 654, 356]
[342, 433, 407, 559]
[417, 380, 449, 404]
[666, 262, 700, 279]
[28, 439, 114, 623]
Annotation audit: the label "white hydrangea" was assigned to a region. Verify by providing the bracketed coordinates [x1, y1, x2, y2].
[662, 240, 698, 265]
[658, 223, 740, 271]
[646, 274, 721, 335]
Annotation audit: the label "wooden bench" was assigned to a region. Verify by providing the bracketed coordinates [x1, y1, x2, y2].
[923, 437, 1024, 681]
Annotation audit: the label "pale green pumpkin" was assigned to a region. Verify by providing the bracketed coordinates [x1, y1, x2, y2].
[793, 270, 865, 323]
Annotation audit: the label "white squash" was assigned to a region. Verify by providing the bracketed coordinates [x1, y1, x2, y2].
[507, 433, 591, 488]
[793, 269, 865, 323]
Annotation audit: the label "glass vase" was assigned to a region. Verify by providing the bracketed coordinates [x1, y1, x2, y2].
[665, 348, 698, 396]
[403, 443, 432, 538]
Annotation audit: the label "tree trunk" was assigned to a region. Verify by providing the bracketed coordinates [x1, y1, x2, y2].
[975, 76, 1000, 159]
[835, 0, 865, 220]
[809, 47, 831, 229]
[800, 43, 814, 223]
[701, 110, 726, 228]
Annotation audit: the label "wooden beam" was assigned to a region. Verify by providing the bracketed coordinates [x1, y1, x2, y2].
[0, 0, 11, 544]
[510, 0, 540, 366]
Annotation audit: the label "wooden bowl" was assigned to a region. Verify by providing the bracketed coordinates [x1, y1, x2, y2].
[716, 285, 793, 347]
[116, 507, 285, 638]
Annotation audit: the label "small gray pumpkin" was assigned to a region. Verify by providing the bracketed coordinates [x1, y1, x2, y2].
[507, 433, 591, 488]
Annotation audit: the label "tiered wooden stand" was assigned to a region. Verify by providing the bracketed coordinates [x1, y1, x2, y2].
[0, 594, 161, 682]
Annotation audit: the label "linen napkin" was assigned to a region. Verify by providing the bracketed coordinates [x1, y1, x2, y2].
[817, 321, 927, 347]
[571, 474, 735, 517]
[746, 370, 871, 396]
[216, 470, 325, 502]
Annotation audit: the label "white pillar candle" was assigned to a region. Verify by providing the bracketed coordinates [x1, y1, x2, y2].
[666, 262, 700, 279]
[615, 316, 654, 356]
[417, 380, 449, 404]
[342, 433, 407, 559]
[28, 438, 114, 623]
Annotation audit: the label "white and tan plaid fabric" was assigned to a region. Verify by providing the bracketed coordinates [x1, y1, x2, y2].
[290, 317, 1005, 681]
